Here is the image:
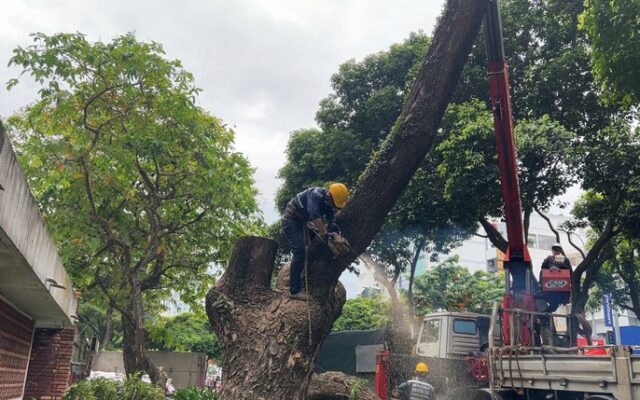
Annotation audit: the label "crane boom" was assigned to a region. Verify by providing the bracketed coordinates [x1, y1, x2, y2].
[484, 0, 534, 345]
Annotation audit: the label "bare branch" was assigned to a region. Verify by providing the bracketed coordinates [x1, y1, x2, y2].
[565, 231, 586, 259]
[534, 206, 561, 243]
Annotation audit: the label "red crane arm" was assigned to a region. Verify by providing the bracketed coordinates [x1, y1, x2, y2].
[485, 0, 530, 266]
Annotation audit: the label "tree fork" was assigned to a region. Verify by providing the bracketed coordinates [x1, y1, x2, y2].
[206, 1, 487, 398]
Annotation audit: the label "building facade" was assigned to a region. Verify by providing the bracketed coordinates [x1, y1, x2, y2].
[0, 125, 79, 399]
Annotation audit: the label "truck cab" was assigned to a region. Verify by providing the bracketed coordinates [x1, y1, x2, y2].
[415, 312, 500, 360]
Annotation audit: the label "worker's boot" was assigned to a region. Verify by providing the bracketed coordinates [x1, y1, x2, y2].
[289, 291, 310, 300]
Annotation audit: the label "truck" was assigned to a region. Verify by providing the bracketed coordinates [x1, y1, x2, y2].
[373, 1, 640, 399]
[375, 308, 640, 399]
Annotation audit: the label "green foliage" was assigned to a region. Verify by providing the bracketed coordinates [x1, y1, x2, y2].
[580, 0, 640, 108]
[174, 386, 219, 400]
[6, 33, 262, 372]
[8, 32, 261, 303]
[333, 296, 391, 332]
[78, 303, 122, 349]
[63, 376, 163, 400]
[589, 237, 640, 314]
[63, 380, 98, 400]
[413, 256, 503, 315]
[146, 310, 220, 359]
[349, 378, 369, 400]
[276, 32, 431, 212]
[455, 0, 611, 135]
[570, 121, 640, 236]
[122, 375, 165, 400]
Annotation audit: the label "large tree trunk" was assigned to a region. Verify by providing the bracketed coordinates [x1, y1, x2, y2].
[206, 2, 487, 398]
[121, 277, 162, 384]
[100, 305, 113, 351]
[407, 235, 427, 320]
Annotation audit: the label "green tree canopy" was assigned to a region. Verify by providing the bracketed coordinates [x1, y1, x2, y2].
[580, 0, 640, 108]
[7, 32, 261, 381]
[332, 296, 391, 332]
[413, 256, 503, 315]
[147, 310, 221, 359]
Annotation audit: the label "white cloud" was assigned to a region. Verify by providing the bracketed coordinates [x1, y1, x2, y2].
[0, 0, 445, 224]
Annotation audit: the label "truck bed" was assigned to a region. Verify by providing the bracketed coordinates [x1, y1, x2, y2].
[490, 346, 640, 400]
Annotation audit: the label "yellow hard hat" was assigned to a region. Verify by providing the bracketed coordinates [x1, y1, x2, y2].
[328, 183, 348, 209]
[415, 362, 429, 373]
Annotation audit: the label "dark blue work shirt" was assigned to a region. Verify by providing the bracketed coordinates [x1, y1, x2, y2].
[287, 187, 336, 224]
[398, 379, 435, 400]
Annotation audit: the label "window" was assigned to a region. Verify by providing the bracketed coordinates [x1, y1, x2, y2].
[537, 235, 556, 251]
[453, 319, 477, 335]
[419, 319, 440, 344]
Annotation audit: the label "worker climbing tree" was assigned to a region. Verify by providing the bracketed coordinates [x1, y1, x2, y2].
[205, 1, 488, 398]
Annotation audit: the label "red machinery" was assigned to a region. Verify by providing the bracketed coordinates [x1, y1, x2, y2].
[485, 0, 538, 346]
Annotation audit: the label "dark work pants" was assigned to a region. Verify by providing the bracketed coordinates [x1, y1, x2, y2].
[282, 217, 306, 294]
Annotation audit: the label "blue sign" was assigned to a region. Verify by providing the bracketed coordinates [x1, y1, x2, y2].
[603, 293, 613, 328]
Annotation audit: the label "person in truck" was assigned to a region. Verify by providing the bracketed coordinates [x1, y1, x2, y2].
[539, 243, 572, 315]
[397, 362, 436, 400]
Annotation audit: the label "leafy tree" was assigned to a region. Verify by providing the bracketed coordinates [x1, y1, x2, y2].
[332, 296, 390, 332]
[589, 237, 640, 320]
[413, 256, 503, 315]
[7, 33, 260, 382]
[276, 0, 607, 314]
[147, 310, 221, 359]
[455, 0, 612, 135]
[559, 120, 640, 314]
[580, 0, 640, 108]
[205, 2, 488, 397]
[78, 303, 123, 350]
[275, 32, 431, 211]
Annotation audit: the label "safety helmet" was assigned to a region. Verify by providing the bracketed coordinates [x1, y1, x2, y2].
[415, 362, 429, 374]
[551, 243, 563, 251]
[328, 183, 348, 209]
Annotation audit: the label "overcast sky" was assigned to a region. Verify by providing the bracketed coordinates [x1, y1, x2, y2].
[0, 0, 447, 223]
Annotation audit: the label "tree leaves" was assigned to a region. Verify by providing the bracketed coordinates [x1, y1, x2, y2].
[580, 0, 640, 108]
[6, 32, 262, 333]
[413, 256, 503, 315]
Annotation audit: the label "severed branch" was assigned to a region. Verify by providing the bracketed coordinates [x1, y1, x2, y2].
[479, 218, 508, 253]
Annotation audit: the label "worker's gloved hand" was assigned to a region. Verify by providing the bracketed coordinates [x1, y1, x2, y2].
[327, 232, 341, 241]
[550, 266, 560, 272]
[328, 222, 341, 235]
[327, 235, 350, 257]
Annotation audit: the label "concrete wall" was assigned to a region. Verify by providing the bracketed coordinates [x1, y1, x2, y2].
[0, 124, 77, 327]
[92, 351, 206, 388]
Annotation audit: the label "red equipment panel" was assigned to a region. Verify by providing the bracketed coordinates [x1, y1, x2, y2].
[541, 269, 571, 293]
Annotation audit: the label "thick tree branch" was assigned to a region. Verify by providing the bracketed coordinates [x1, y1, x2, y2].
[479, 218, 508, 253]
[218, 236, 278, 298]
[565, 231, 586, 259]
[534, 206, 561, 243]
[310, 0, 488, 291]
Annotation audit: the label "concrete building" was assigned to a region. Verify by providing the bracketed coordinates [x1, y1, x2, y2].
[0, 125, 79, 399]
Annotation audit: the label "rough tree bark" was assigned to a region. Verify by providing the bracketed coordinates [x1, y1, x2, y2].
[121, 276, 163, 384]
[206, 2, 487, 398]
[100, 305, 113, 351]
[307, 372, 379, 400]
